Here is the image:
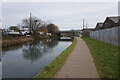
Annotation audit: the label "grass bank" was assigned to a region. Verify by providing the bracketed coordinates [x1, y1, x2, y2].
[2, 35, 52, 48]
[2, 36, 34, 48]
[35, 37, 77, 78]
[82, 37, 118, 78]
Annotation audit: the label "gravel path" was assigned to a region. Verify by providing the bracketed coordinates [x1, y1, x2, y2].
[54, 37, 99, 78]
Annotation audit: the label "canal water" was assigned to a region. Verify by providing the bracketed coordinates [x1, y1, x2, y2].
[2, 38, 72, 78]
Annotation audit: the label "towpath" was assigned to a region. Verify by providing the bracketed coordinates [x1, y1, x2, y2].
[54, 37, 99, 78]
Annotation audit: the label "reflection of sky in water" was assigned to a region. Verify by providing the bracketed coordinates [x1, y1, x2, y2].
[2, 39, 72, 78]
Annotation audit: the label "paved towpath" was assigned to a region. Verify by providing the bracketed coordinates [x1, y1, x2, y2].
[54, 37, 99, 78]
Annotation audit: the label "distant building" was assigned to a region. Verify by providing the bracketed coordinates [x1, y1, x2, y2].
[94, 22, 103, 31]
[9, 26, 19, 31]
[82, 28, 94, 37]
[72, 30, 82, 37]
[101, 16, 120, 29]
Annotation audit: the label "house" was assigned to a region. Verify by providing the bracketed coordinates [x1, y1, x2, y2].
[101, 16, 120, 29]
[94, 22, 103, 31]
[9, 26, 19, 32]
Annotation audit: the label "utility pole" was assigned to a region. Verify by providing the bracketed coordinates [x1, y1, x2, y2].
[30, 12, 32, 34]
[86, 21, 87, 29]
[83, 19, 85, 29]
[86, 23, 87, 29]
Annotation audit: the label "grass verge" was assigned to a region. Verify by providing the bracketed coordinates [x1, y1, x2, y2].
[82, 37, 118, 78]
[35, 37, 77, 78]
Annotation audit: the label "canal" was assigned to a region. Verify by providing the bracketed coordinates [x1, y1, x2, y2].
[2, 38, 72, 78]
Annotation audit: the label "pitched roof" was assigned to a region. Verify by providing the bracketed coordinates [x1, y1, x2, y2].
[94, 22, 103, 30]
[97, 23, 103, 27]
[107, 16, 120, 23]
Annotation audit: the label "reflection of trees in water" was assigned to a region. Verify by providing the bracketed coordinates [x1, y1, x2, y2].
[2, 45, 22, 53]
[22, 38, 59, 62]
[2, 42, 30, 56]
[0, 52, 1, 61]
[41, 38, 59, 48]
[2, 45, 23, 58]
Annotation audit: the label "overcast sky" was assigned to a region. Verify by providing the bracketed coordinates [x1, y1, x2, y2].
[2, 2, 118, 30]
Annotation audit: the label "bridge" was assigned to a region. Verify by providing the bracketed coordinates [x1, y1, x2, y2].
[59, 30, 82, 37]
[58, 30, 82, 41]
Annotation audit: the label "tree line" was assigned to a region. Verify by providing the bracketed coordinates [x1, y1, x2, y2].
[9, 15, 60, 35]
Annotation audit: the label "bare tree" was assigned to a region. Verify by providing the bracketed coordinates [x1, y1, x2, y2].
[22, 16, 45, 35]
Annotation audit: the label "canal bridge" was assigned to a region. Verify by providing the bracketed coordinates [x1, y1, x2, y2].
[59, 30, 82, 37]
[58, 30, 82, 41]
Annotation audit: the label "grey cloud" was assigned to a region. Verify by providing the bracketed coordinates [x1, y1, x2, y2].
[2, 2, 118, 30]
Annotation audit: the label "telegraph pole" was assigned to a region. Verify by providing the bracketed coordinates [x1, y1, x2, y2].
[30, 12, 32, 34]
[86, 23, 87, 29]
[83, 19, 85, 29]
[86, 20, 87, 29]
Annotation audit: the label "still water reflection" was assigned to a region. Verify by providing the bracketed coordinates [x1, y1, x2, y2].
[2, 38, 72, 78]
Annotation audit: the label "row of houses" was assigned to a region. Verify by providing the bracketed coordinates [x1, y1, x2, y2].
[82, 16, 120, 37]
[1, 26, 51, 36]
[1, 27, 30, 36]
